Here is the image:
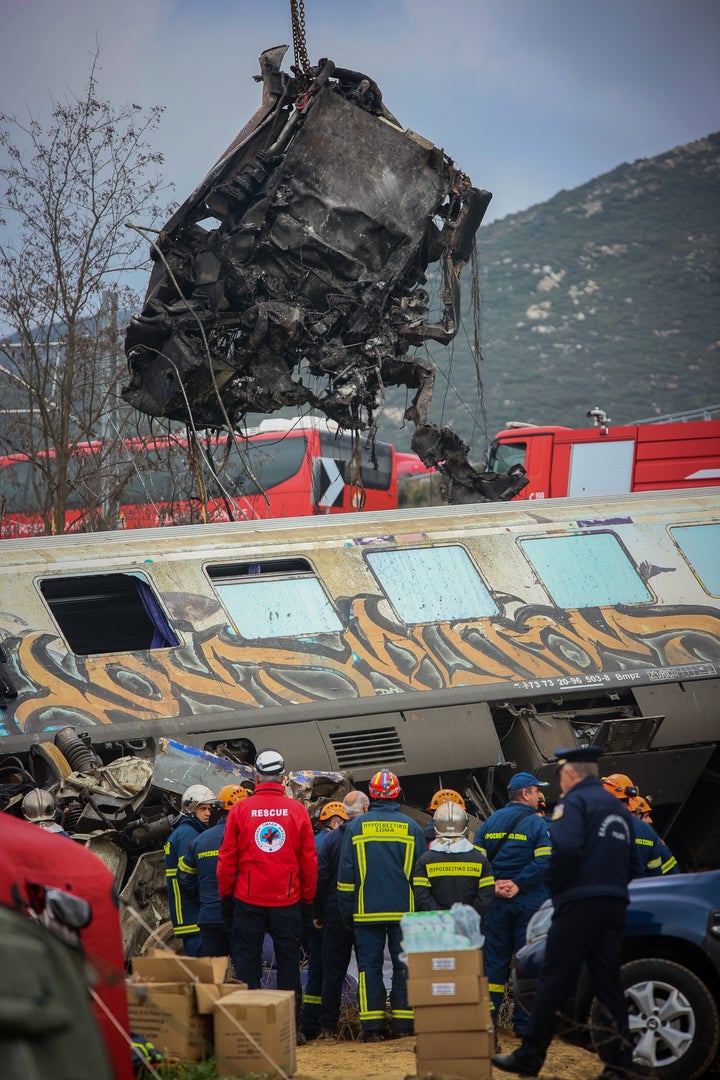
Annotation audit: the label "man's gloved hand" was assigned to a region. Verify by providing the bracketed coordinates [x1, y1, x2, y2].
[342, 914, 355, 932]
[300, 903, 314, 923]
[221, 895, 235, 928]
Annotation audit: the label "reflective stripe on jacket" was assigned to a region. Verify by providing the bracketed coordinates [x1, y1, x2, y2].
[164, 816, 205, 935]
[412, 839, 494, 919]
[178, 818, 226, 925]
[337, 801, 426, 923]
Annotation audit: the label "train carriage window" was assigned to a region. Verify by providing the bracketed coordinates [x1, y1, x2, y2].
[670, 523, 720, 595]
[365, 546, 498, 623]
[207, 559, 342, 639]
[520, 533, 651, 608]
[39, 573, 180, 655]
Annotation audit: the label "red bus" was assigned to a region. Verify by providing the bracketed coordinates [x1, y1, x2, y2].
[0, 419, 429, 538]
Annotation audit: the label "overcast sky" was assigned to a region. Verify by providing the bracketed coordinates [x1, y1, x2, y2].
[1, 0, 718, 225]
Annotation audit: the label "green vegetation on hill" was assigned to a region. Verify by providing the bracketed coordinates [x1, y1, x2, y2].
[376, 132, 720, 458]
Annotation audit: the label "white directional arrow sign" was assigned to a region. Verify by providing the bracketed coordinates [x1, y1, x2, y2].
[316, 457, 345, 508]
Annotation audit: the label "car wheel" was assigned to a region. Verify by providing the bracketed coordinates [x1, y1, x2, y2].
[590, 957, 720, 1080]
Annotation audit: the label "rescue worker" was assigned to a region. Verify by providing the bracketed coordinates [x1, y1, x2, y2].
[178, 783, 249, 956]
[312, 790, 370, 1039]
[493, 746, 639, 1080]
[164, 784, 216, 956]
[301, 800, 349, 1040]
[473, 771, 551, 1034]
[628, 795, 677, 874]
[217, 748, 317, 1042]
[412, 801, 494, 926]
[603, 773, 678, 876]
[21, 788, 72, 838]
[337, 769, 426, 1041]
[424, 788, 466, 842]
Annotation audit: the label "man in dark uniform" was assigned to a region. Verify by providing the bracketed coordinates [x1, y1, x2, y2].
[412, 801, 494, 927]
[493, 746, 640, 1079]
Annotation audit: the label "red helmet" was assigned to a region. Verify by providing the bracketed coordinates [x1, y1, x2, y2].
[428, 788, 465, 812]
[368, 770, 401, 800]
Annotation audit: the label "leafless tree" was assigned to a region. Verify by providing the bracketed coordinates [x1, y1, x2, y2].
[0, 51, 174, 535]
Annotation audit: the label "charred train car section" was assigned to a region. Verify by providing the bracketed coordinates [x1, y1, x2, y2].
[0, 491, 719, 867]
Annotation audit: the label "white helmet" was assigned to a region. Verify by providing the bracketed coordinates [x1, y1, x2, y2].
[181, 784, 217, 814]
[433, 801, 468, 838]
[255, 748, 285, 776]
[23, 788, 56, 823]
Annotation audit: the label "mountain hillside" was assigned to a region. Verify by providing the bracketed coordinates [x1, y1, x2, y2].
[377, 131, 720, 458]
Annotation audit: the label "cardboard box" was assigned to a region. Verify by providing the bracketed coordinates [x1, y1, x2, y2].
[416, 1027, 494, 1060]
[132, 951, 229, 985]
[416, 1058, 492, 1080]
[213, 989, 296, 1079]
[407, 974, 485, 1007]
[126, 981, 212, 1061]
[413, 999, 492, 1033]
[195, 980, 248, 1015]
[406, 948, 483, 980]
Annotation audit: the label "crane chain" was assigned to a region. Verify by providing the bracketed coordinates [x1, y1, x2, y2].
[290, 0, 311, 80]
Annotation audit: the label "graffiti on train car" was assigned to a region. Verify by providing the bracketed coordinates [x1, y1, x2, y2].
[3, 590, 719, 737]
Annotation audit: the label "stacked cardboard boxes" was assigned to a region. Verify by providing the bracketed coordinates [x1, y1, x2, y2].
[126, 951, 238, 1062]
[126, 952, 297, 1076]
[407, 948, 493, 1080]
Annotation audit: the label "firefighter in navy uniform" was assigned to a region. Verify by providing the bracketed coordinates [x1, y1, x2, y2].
[473, 770, 551, 1033]
[603, 773, 679, 877]
[164, 784, 217, 956]
[337, 769, 426, 1041]
[412, 802, 494, 925]
[493, 746, 641, 1080]
[178, 783, 249, 956]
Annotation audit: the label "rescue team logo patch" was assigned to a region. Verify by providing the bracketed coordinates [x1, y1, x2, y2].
[551, 805, 564, 821]
[255, 821, 286, 852]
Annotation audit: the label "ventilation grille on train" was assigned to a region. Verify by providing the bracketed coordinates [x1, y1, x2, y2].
[328, 727, 406, 770]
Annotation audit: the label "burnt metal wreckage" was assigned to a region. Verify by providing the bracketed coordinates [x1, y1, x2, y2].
[122, 46, 527, 504]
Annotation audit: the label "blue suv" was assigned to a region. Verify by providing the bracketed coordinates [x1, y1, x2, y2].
[513, 871, 720, 1080]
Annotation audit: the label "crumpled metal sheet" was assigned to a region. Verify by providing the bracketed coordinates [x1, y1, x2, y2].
[123, 47, 527, 502]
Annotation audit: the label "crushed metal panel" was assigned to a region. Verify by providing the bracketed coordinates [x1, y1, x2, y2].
[122, 49, 527, 503]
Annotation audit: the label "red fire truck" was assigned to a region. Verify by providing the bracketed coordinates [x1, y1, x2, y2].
[487, 407, 720, 501]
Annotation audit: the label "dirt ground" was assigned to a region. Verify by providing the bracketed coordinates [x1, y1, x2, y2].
[295, 1032, 602, 1080]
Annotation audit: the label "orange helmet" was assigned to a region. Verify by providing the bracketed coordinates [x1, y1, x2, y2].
[428, 789, 466, 812]
[318, 801, 349, 823]
[218, 784, 250, 810]
[368, 770, 402, 800]
[629, 794, 653, 816]
[602, 773, 638, 801]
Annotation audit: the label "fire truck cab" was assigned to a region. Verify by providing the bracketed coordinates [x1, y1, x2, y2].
[488, 408, 720, 501]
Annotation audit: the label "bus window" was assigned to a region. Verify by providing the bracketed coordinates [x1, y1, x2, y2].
[520, 533, 651, 608]
[207, 558, 342, 639]
[226, 436, 309, 494]
[39, 573, 180, 655]
[366, 545, 498, 624]
[488, 440, 526, 474]
[0, 458, 33, 512]
[320, 431, 393, 490]
[670, 523, 720, 595]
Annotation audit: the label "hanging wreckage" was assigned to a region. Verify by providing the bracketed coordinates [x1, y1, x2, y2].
[122, 46, 527, 503]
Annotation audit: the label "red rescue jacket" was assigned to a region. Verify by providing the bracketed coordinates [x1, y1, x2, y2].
[217, 781, 318, 907]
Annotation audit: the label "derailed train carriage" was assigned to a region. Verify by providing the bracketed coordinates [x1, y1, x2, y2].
[1, 488, 719, 872]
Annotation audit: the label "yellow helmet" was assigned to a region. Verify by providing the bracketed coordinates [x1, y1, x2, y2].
[218, 784, 250, 810]
[318, 800, 349, 823]
[428, 788, 465, 812]
[602, 773, 638, 801]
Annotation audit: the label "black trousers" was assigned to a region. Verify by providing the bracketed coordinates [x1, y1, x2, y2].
[230, 899, 303, 1012]
[199, 921, 230, 958]
[522, 896, 632, 1072]
[319, 918, 355, 1031]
